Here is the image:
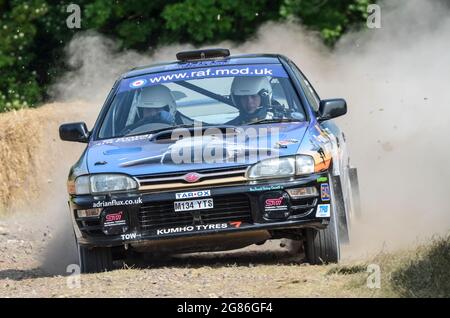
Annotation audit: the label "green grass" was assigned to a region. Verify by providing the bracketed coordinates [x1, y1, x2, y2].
[389, 234, 450, 297]
[327, 234, 450, 297]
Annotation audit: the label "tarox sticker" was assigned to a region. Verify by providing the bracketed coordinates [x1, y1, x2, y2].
[175, 189, 211, 200]
[316, 204, 331, 217]
[320, 183, 331, 201]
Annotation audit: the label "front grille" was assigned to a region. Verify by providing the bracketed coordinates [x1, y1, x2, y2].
[138, 194, 252, 231]
[76, 218, 103, 236]
[136, 166, 248, 192]
[290, 197, 318, 218]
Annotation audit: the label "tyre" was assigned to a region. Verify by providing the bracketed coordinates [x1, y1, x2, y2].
[78, 244, 113, 273]
[304, 174, 341, 265]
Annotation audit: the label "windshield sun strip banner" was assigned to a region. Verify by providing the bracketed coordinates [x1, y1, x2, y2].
[119, 64, 289, 93]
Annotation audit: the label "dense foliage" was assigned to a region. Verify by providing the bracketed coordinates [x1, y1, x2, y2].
[0, 0, 372, 112]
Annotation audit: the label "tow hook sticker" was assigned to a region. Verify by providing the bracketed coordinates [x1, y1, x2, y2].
[121, 232, 141, 240]
[320, 184, 331, 201]
[175, 190, 211, 200]
[316, 204, 331, 217]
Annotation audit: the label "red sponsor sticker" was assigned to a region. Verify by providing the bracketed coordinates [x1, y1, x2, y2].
[265, 196, 284, 207]
[105, 211, 123, 222]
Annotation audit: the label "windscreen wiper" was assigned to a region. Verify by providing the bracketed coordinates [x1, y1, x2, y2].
[247, 118, 303, 125]
[123, 124, 196, 137]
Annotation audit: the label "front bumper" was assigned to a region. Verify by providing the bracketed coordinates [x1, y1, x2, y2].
[69, 172, 332, 248]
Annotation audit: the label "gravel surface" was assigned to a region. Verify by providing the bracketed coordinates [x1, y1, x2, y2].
[0, 214, 382, 298]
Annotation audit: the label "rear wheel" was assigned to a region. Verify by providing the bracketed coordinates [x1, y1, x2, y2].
[78, 244, 113, 273]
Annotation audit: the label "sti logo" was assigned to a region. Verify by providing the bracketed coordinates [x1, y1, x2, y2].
[105, 211, 123, 222]
[265, 197, 284, 207]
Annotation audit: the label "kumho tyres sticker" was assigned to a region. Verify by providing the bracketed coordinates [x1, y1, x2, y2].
[156, 221, 242, 236]
[316, 204, 331, 217]
[119, 64, 289, 93]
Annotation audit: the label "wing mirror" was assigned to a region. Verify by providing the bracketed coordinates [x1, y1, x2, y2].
[318, 99, 347, 121]
[59, 122, 90, 143]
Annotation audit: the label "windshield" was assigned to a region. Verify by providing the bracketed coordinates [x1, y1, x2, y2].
[98, 64, 306, 139]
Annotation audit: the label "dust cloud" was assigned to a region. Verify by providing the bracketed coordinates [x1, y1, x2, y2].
[32, 0, 450, 272]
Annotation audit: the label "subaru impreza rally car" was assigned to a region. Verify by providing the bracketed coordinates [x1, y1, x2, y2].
[60, 48, 361, 273]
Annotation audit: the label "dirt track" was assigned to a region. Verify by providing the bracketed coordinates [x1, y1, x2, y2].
[0, 213, 384, 298]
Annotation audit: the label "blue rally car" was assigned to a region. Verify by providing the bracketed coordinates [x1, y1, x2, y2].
[60, 49, 361, 273]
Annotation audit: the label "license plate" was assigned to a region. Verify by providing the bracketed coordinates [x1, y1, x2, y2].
[174, 198, 214, 212]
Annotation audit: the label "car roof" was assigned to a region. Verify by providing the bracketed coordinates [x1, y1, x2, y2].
[122, 54, 285, 79]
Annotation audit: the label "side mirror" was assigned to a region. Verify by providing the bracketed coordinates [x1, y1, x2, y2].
[59, 122, 90, 143]
[318, 99, 347, 121]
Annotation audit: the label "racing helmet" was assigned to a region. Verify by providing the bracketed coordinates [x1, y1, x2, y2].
[230, 76, 272, 111]
[136, 85, 177, 117]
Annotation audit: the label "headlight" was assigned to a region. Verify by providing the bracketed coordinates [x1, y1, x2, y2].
[247, 157, 296, 180]
[296, 155, 315, 175]
[74, 174, 138, 194]
[247, 155, 315, 180]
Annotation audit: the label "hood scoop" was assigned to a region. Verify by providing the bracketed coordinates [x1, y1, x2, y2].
[149, 125, 240, 143]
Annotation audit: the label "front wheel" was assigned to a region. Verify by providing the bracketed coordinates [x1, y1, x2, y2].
[304, 212, 340, 264]
[304, 173, 341, 264]
[78, 244, 113, 273]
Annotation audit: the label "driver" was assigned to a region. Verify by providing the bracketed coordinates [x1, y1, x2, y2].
[135, 84, 177, 125]
[227, 76, 273, 125]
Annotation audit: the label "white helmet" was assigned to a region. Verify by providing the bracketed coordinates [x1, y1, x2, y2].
[136, 85, 176, 117]
[230, 76, 272, 111]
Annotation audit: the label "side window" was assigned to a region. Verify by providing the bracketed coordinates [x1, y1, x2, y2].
[290, 62, 321, 112]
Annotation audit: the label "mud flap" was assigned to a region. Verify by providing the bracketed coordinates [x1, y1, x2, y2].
[349, 167, 362, 219]
[331, 175, 350, 245]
